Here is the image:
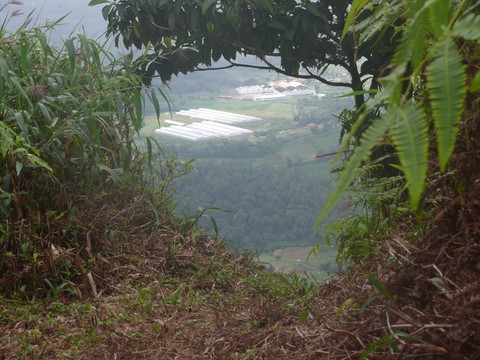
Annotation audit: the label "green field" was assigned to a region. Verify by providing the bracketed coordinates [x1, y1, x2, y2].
[258, 246, 338, 280]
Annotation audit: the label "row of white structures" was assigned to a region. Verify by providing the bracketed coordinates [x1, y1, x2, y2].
[175, 108, 261, 125]
[155, 120, 252, 141]
[154, 108, 261, 141]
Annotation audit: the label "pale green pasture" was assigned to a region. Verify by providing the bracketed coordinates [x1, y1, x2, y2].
[258, 246, 338, 280]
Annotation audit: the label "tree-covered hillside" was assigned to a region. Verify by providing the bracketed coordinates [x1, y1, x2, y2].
[175, 157, 332, 252]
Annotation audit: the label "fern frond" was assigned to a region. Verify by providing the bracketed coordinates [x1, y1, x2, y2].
[341, 0, 372, 42]
[354, 0, 404, 44]
[452, 13, 480, 40]
[428, 0, 450, 38]
[316, 114, 394, 226]
[427, 35, 467, 172]
[392, 104, 428, 210]
[392, 1, 429, 69]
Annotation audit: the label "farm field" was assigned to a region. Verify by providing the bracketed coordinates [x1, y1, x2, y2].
[258, 246, 338, 280]
[142, 97, 302, 137]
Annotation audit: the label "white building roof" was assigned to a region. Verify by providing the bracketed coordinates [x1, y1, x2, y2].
[176, 108, 261, 124]
[155, 121, 252, 141]
[155, 108, 258, 141]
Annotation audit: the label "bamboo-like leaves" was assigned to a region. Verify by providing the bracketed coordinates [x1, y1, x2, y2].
[392, 105, 428, 210]
[427, 36, 467, 172]
[0, 20, 147, 205]
[65, 38, 76, 75]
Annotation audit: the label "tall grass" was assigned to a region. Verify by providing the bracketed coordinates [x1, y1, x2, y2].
[0, 8, 187, 297]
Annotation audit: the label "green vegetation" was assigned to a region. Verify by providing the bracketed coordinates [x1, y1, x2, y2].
[319, 0, 480, 221]
[1, 0, 479, 358]
[113, 0, 480, 356]
[0, 11, 190, 297]
[139, 63, 350, 261]
[165, 124, 339, 249]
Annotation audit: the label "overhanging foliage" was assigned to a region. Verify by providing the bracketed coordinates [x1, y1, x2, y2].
[318, 0, 480, 221]
[91, 0, 398, 112]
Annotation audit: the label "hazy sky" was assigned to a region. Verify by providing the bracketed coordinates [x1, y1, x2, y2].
[5, 0, 107, 38]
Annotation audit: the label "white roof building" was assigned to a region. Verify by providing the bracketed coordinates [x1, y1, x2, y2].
[155, 109, 257, 141]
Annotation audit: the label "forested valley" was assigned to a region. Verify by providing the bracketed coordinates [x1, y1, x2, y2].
[175, 157, 331, 252]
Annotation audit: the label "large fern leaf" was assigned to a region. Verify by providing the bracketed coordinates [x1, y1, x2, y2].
[392, 105, 429, 210]
[341, 0, 371, 42]
[316, 114, 395, 226]
[426, 35, 467, 172]
[428, 0, 450, 38]
[452, 14, 480, 40]
[392, 1, 429, 70]
[354, 0, 404, 44]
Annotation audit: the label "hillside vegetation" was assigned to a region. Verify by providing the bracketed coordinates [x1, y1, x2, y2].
[1, 1, 480, 359]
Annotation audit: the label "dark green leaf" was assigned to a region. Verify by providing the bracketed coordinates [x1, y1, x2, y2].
[89, 0, 109, 5]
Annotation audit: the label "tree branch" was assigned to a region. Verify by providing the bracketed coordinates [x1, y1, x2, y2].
[194, 60, 352, 88]
[260, 57, 352, 88]
[303, 67, 351, 88]
[194, 64, 235, 71]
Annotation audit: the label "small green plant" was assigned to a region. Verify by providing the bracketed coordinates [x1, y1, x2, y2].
[321, 164, 407, 267]
[360, 274, 395, 313]
[359, 332, 406, 359]
[178, 205, 225, 238]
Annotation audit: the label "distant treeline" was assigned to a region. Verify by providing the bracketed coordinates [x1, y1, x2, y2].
[163, 137, 287, 160]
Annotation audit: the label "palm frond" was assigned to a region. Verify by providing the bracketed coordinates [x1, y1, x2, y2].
[452, 13, 480, 40]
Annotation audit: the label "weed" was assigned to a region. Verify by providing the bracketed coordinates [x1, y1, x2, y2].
[320, 168, 407, 268]
[232, 348, 257, 360]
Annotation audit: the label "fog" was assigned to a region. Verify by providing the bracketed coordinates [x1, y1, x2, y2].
[4, 0, 106, 38]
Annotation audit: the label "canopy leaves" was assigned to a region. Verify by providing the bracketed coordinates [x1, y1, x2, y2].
[91, 0, 396, 110]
